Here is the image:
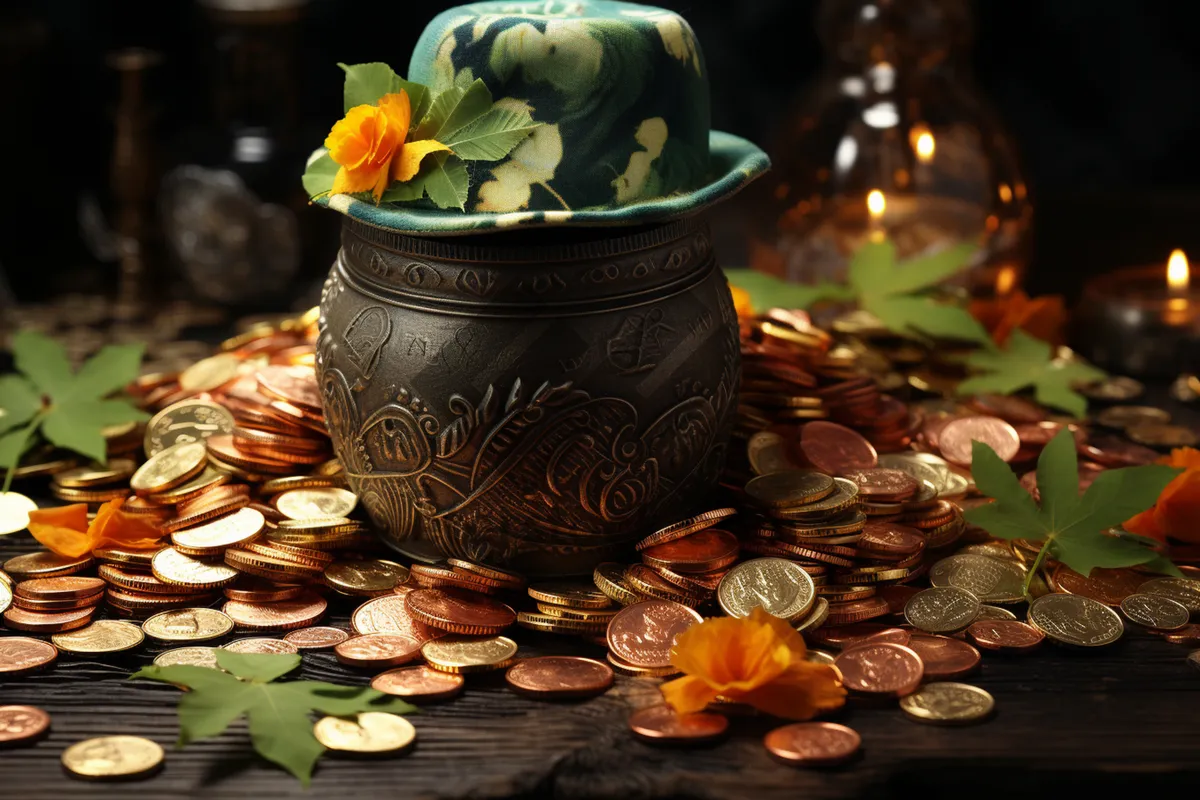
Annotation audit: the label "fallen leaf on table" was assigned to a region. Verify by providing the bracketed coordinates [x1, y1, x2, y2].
[132, 650, 417, 785]
[1125, 447, 1200, 545]
[956, 329, 1105, 418]
[28, 497, 163, 558]
[963, 428, 1183, 591]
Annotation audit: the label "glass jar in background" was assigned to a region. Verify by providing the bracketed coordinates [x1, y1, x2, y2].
[753, 0, 1031, 299]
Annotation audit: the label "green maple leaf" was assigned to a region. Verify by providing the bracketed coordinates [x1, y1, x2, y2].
[963, 428, 1183, 591]
[132, 651, 417, 786]
[0, 331, 148, 490]
[724, 240, 989, 343]
[957, 329, 1105, 418]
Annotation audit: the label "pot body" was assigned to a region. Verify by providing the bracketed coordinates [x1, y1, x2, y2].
[316, 217, 740, 576]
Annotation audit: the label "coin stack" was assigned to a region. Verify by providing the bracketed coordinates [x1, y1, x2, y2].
[49, 460, 138, 507]
[2, 576, 106, 635]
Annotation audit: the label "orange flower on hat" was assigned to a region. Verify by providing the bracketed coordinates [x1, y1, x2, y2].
[660, 607, 846, 719]
[324, 90, 451, 202]
[28, 497, 163, 558]
[1125, 448, 1200, 545]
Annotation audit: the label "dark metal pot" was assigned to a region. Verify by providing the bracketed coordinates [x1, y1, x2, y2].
[316, 216, 740, 577]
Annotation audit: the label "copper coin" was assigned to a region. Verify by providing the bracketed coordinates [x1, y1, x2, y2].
[967, 394, 1046, 424]
[628, 705, 728, 744]
[1052, 566, 1145, 607]
[0, 705, 51, 746]
[635, 508, 739, 551]
[1078, 434, 1160, 467]
[11, 593, 103, 612]
[834, 642, 924, 696]
[810, 624, 910, 650]
[223, 579, 306, 604]
[937, 416, 1020, 466]
[763, 722, 861, 766]
[410, 564, 499, 594]
[256, 365, 322, 410]
[283, 626, 350, 650]
[606, 600, 702, 668]
[446, 559, 526, 590]
[3, 606, 93, 633]
[966, 620, 1045, 653]
[351, 594, 440, 642]
[877, 585, 920, 615]
[905, 634, 981, 679]
[221, 590, 327, 631]
[857, 522, 925, 555]
[505, 656, 614, 700]
[841, 468, 919, 500]
[334, 633, 423, 669]
[371, 665, 465, 702]
[1163, 624, 1200, 646]
[404, 588, 516, 635]
[640, 529, 739, 574]
[0, 637, 57, 675]
[4, 551, 93, 581]
[799, 421, 878, 474]
[14, 577, 106, 601]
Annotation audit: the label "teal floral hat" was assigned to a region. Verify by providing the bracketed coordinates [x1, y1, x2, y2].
[303, 0, 769, 234]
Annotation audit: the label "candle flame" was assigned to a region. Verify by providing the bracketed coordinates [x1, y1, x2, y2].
[866, 189, 886, 219]
[915, 132, 935, 163]
[1168, 249, 1189, 293]
[995, 266, 1016, 295]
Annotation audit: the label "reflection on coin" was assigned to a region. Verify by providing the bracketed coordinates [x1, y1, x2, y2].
[899, 682, 994, 725]
[170, 508, 265, 554]
[1139, 577, 1200, 614]
[904, 587, 981, 633]
[372, 665, 465, 702]
[130, 442, 208, 495]
[606, 600, 702, 668]
[505, 656, 614, 700]
[274, 487, 358, 520]
[313, 712, 415, 754]
[144, 399, 235, 457]
[223, 637, 299, 655]
[717, 558, 815, 621]
[283, 626, 350, 650]
[4, 551, 92, 580]
[763, 721, 861, 766]
[421, 636, 519, 674]
[62, 735, 164, 780]
[153, 647, 222, 669]
[0, 637, 57, 675]
[152, 547, 240, 589]
[1120, 593, 1190, 630]
[324, 560, 409, 595]
[0, 492, 37, 535]
[805, 650, 837, 667]
[0, 705, 51, 745]
[929, 554, 1025, 604]
[1028, 593, 1124, 647]
[744, 471, 835, 509]
[52, 620, 145, 654]
[628, 705, 728, 744]
[142, 608, 234, 642]
[335, 634, 422, 669]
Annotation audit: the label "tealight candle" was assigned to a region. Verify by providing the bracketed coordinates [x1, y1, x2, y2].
[1072, 249, 1200, 378]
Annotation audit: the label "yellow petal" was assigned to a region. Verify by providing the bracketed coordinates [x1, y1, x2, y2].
[332, 165, 385, 196]
[377, 91, 412, 147]
[324, 104, 382, 170]
[392, 139, 452, 183]
[28, 503, 91, 558]
[660, 675, 719, 715]
[87, 498, 163, 552]
[737, 662, 847, 720]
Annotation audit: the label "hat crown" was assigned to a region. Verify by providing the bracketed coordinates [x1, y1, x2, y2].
[408, 1, 711, 214]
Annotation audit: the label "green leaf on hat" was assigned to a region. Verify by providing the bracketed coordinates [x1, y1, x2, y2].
[415, 79, 494, 142]
[963, 428, 1182, 594]
[957, 329, 1106, 418]
[337, 62, 431, 122]
[443, 106, 542, 162]
[422, 154, 470, 211]
[301, 152, 339, 198]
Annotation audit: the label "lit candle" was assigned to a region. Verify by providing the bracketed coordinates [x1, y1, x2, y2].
[866, 189, 886, 243]
[1073, 248, 1200, 378]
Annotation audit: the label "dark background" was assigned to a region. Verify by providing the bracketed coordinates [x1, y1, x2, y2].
[4, 0, 1200, 308]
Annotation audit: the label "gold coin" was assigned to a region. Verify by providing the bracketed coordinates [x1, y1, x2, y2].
[1138, 577, 1200, 614]
[793, 597, 829, 634]
[421, 636, 518, 674]
[515, 612, 608, 635]
[717, 558, 815, 621]
[1120, 592, 1190, 630]
[4, 551, 93, 580]
[592, 563, 642, 606]
[274, 517, 361, 534]
[51, 620, 145, 654]
[904, 587, 980, 633]
[0, 492, 37, 535]
[153, 647, 221, 668]
[52, 460, 137, 489]
[274, 487, 358, 520]
[313, 712, 416, 754]
[62, 735, 164, 780]
[974, 605, 1017, 621]
[929, 554, 1026, 604]
[151, 467, 231, 505]
[152, 547, 239, 588]
[259, 475, 340, 495]
[130, 442, 207, 496]
[143, 399, 235, 457]
[323, 560, 409, 594]
[527, 583, 615, 610]
[805, 649, 837, 667]
[93, 547, 159, 567]
[899, 682, 994, 725]
[142, 608, 234, 642]
[223, 637, 299, 655]
[1027, 593, 1124, 647]
[179, 353, 242, 394]
[170, 507, 265, 554]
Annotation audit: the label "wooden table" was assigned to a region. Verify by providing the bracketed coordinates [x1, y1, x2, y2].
[1, 521, 1199, 800]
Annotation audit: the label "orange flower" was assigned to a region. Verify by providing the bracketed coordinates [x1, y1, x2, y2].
[660, 607, 846, 719]
[729, 285, 754, 320]
[28, 497, 163, 558]
[969, 289, 1067, 347]
[324, 90, 451, 202]
[1125, 448, 1200, 544]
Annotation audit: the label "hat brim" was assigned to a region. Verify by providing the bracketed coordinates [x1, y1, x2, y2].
[314, 131, 769, 236]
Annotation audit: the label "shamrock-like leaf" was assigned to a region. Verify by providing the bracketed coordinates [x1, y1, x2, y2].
[957, 329, 1105, 418]
[722, 268, 853, 313]
[963, 428, 1182, 587]
[132, 651, 416, 786]
[1, 332, 148, 490]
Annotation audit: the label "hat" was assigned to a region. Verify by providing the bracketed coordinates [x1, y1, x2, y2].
[303, 0, 769, 234]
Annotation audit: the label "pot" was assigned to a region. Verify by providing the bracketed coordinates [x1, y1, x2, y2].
[316, 216, 740, 576]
